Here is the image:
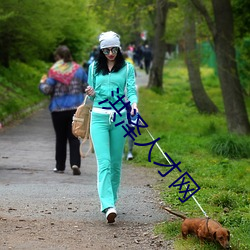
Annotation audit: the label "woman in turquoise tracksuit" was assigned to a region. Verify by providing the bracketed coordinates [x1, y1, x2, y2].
[86, 31, 138, 223]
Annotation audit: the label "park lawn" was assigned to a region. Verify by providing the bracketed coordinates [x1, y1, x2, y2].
[131, 58, 250, 250]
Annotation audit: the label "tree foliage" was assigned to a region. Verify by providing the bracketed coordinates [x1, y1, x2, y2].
[91, 0, 155, 46]
[232, 0, 250, 95]
[232, 0, 250, 39]
[0, 0, 99, 67]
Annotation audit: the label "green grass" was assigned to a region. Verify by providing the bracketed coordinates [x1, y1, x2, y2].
[130, 58, 250, 250]
[210, 134, 250, 159]
[0, 60, 50, 123]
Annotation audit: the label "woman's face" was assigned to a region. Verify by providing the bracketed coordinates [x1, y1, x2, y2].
[102, 47, 118, 61]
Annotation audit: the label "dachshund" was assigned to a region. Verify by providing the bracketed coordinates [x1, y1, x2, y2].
[162, 206, 231, 249]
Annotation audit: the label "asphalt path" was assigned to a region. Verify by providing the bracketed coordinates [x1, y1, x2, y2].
[0, 69, 172, 249]
[0, 105, 166, 223]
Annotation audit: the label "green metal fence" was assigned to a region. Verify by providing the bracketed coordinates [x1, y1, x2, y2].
[198, 39, 250, 95]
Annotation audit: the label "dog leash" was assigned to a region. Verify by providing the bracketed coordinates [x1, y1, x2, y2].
[144, 126, 209, 218]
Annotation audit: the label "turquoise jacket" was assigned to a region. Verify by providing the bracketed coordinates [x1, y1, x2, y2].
[87, 62, 138, 111]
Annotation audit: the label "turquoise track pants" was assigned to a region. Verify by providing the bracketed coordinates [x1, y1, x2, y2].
[90, 111, 127, 212]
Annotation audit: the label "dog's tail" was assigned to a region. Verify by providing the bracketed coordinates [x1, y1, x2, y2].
[161, 206, 187, 220]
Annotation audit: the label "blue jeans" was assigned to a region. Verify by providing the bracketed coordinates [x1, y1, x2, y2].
[90, 111, 127, 212]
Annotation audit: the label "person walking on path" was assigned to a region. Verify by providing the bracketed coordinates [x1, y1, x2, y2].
[39, 45, 88, 176]
[123, 51, 137, 160]
[143, 44, 153, 75]
[85, 31, 138, 223]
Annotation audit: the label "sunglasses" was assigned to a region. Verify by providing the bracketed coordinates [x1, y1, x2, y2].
[102, 47, 119, 55]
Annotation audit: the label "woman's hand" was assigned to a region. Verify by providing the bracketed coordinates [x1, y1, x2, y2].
[85, 86, 95, 97]
[40, 74, 47, 83]
[131, 103, 138, 116]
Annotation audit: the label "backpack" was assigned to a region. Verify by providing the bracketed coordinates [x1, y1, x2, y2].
[72, 95, 93, 158]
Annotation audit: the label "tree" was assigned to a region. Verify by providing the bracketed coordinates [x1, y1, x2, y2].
[0, 0, 98, 66]
[232, 0, 250, 96]
[184, 1, 218, 114]
[148, 0, 177, 89]
[191, 0, 250, 134]
[91, 0, 155, 47]
[232, 0, 250, 40]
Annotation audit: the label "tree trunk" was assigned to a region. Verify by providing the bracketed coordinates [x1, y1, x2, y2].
[148, 0, 169, 89]
[184, 4, 218, 114]
[0, 34, 10, 67]
[212, 0, 250, 134]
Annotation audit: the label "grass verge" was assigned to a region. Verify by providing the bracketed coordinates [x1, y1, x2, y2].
[130, 58, 250, 250]
[0, 60, 50, 125]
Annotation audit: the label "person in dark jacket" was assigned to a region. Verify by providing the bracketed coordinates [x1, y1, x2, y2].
[143, 44, 152, 74]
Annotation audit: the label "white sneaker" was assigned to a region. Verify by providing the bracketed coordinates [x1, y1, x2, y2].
[127, 152, 133, 160]
[105, 207, 117, 223]
[53, 168, 64, 173]
[72, 165, 81, 175]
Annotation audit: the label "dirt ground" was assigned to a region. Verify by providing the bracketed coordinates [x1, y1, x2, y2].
[0, 71, 174, 250]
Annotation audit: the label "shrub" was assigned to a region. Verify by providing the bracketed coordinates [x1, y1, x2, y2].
[210, 134, 250, 159]
[210, 191, 237, 209]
